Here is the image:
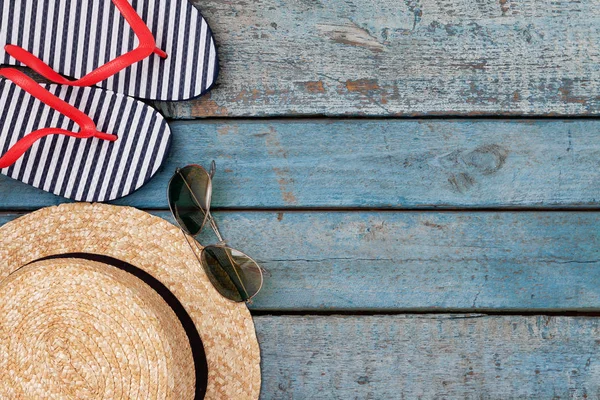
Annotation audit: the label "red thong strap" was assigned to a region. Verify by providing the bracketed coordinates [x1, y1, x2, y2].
[0, 68, 117, 169]
[4, 0, 167, 87]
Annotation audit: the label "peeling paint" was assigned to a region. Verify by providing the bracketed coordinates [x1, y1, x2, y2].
[499, 0, 510, 15]
[191, 97, 228, 117]
[345, 79, 381, 94]
[273, 168, 298, 204]
[263, 127, 297, 205]
[217, 126, 231, 136]
[559, 85, 587, 105]
[303, 81, 326, 94]
[317, 23, 385, 52]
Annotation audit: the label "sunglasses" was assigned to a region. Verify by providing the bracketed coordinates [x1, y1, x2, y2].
[168, 162, 264, 303]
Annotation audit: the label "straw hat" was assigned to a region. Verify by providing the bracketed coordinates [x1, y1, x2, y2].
[0, 203, 261, 399]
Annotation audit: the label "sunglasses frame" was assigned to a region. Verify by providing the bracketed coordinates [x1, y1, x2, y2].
[167, 162, 264, 303]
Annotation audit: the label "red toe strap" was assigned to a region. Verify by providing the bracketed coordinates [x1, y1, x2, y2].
[0, 68, 117, 169]
[5, 0, 167, 88]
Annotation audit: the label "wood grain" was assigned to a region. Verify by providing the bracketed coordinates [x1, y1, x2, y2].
[156, 0, 600, 118]
[2, 119, 600, 210]
[255, 315, 600, 399]
[2, 210, 599, 311]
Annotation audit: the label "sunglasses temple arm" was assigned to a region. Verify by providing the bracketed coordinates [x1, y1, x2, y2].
[190, 233, 205, 255]
[205, 211, 225, 244]
[179, 228, 207, 267]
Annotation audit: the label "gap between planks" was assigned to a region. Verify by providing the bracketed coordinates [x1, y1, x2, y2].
[5, 208, 600, 217]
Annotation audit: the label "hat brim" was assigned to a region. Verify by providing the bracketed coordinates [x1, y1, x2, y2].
[0, 203, 261, 399]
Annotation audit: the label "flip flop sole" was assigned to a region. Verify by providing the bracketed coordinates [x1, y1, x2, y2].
[0, 0, 218, 101]
[0, 80, 171, 202]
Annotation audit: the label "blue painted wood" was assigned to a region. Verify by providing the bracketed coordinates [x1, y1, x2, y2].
[1, 119, 600, 210]
[157, 0, 600, 117]
[257, 315, 600, 398]
[2, 210, 599, 311]
[0, 0, 598, 395]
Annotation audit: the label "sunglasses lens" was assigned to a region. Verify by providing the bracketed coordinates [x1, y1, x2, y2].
[168, 166, 212, 236]
[201, 246, 263, 302]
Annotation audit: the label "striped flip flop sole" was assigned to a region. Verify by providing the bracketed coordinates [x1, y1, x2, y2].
[0, 0, 218, 101]
[0, 79, 171, 202]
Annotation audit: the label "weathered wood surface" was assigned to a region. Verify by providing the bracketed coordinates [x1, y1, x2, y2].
[1, 1, 598, 396]
[156, 0, 600, 118]
[2, 210, 599, 311]
[256, 315, 600, 399]
[2, 119, 600, 210]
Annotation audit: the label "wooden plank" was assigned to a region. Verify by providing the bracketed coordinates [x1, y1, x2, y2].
[2, 211, 599, 311]
[2, 119, 600, 210]
[256, 315, 600, 399]
[157, 0, 600, 118]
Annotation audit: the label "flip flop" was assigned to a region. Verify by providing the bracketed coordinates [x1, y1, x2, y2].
[0, 0, 218, 101]
[0, 68, 171, 202]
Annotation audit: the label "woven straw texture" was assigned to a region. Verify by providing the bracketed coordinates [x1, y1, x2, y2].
[0, 259, 195, 399]
[0, 203, 261, 399]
